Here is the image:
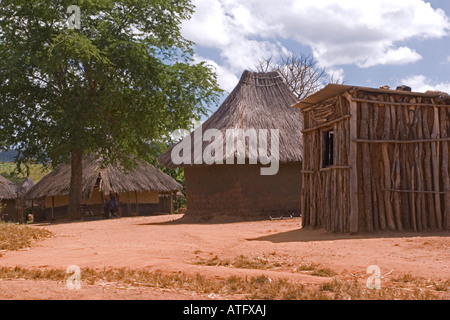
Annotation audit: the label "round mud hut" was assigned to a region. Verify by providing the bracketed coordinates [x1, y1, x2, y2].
[26, 157, 182, 221]
[159, 70, 303, 221]
[0, 174, 18, 221]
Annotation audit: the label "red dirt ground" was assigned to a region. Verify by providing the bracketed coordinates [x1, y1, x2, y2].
[1, 214, 449, 299]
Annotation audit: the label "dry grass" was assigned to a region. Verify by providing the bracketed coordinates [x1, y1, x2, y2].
[194, 255, 337, 279]
[195, 254, 282, 270]
[0, 266, 447, 300]
[296, 263, 337, 277]
[0, 223, 52, 255]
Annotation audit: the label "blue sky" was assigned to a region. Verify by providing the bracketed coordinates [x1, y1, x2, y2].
[181, 0, 450, 116]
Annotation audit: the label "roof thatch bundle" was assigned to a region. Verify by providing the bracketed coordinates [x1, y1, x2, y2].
[159, 70, 303, 168]
[17, 176, 35, 196]
[0, 175, 17, 200]
[26, 157, 182, 200]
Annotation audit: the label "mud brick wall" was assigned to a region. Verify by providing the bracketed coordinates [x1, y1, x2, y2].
[183, 163, 302, 220]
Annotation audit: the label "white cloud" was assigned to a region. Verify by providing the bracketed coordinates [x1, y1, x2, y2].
[183, 0, 289, 74]
[399, 75, 450, 93]
[193, 55, 239, 93]
[326, 68, 345, 84]
[183, 0, 450, 73]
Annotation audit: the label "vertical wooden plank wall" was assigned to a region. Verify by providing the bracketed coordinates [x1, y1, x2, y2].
[301, 96, 352, 233]
[301, 90, 449, 233]
[351, 91, 450, 232]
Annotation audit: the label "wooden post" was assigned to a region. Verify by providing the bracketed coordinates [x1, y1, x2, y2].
[431, 103, 442, 229]
[360, 102, 373, 232]
[51, 196, 55, 222]
[135, 191, 139, 216]
[170, 193, 174, 214]
[100, 191, 104, 217]
[441, 106, 450, 229]
[345, 93, 359, 234]
[127, 192, 131, 216]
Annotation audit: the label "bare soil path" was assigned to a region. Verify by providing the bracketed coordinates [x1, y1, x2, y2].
[1, 215, 449, 299]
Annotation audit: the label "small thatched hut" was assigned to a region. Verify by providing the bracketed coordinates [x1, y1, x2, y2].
[293, 84, 450, 233]
[18, 176, 35, 195]
[0, 174, 18, 220]
[159, 70, 303, 220]
[26, 157, 182, 221]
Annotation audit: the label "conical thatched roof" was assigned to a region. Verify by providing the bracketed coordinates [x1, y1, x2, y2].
[0, 175, 17, 200]
[26, 157, 182, 200]
[159, 70, 303, 168]
[17, 176, 35, 196]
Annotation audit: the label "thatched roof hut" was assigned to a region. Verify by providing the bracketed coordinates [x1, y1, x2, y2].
[26, 157, 182, 221]
[0, 174, 16, 200]
[0, 175, 18, 222]
[159, 70, 303, 167]
[159, 70, 303, 221]
[17, 176, 35, 196]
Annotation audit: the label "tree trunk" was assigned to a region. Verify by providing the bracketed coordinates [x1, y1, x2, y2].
[68, 148, 83, 220]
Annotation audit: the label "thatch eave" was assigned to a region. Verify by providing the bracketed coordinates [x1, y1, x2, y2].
[25, 158, 182, 201]
[0, 175, 17, 200]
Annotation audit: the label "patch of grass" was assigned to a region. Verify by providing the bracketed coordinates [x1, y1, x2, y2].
[195, 255, 335, 278]
[311, 267, 336, 278]
[0, 223, 52, 255]
[195, 255, 231, 267]
[195, 254, 282, 270]
[433, 281, 449, 292]
[296, 263, 336, 277]
[391, 273, 418, 283]
[0, 266, 446, 300]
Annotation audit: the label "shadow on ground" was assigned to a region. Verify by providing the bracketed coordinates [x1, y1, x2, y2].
[134, 214, 295, 226]
[247, 227, 450, 243]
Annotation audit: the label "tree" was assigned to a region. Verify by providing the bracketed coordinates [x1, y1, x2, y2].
[0, 0, 222, 219]
[254, 52, 342, 100]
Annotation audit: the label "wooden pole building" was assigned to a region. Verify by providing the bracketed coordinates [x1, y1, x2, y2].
[293, 84, 450, 233]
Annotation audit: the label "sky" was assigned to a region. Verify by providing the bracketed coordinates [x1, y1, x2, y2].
[181, 0, 450, 115]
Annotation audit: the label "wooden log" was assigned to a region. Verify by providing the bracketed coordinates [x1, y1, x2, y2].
[440, 106, 450, 229]
[351, 97, 450, 108]
[302, 115, 351, 133]
[311, 170, 316, 227]
[346, 93, 359, 233]
[332, 169, 338, 232]
[381, 104, 396, 231]
[352, 138, 450, 143]
[376, 160, 387, 231]
[391, 97, 403, 231]
[410, 164, 417, 232]
[370, 102, 380, 231]
[392, 148, 403, 231]
[360, 102, 373, 232]
[328, 171, 333, 231]
[398, 103, 410, 230]
[338, 170, 344, 233]
[415, 102, 427, 229]
[431, 103, 442, 229]
[135, 191, 139, 216]
[422, 108, 437, 229]
[51, 196, 55, 222]
[305, 175, 310, 228]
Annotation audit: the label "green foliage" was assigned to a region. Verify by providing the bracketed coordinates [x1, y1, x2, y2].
[0, 162, 50, 184]
[0, 0, 222, 169]
[160, 166, 186, 210]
